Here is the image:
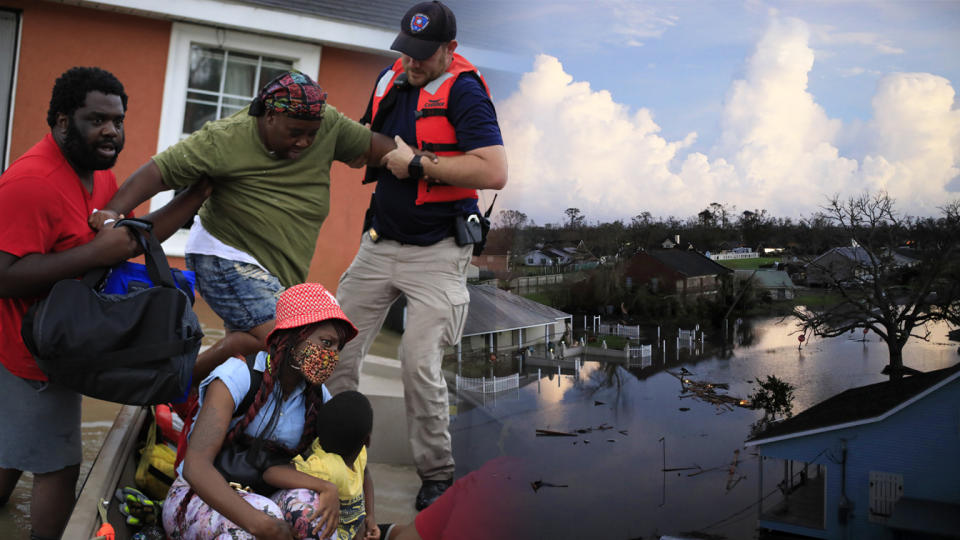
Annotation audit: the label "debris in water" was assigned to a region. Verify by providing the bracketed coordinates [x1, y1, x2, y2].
[679, 407, 690, 411]
[594, 400, 605, 406]
[618, 430, 628, 436]
[662, 465, 702, 472]
[531, 479, 569, 492]
[606, 439, 615, 443]
[536, 429, 577, 437]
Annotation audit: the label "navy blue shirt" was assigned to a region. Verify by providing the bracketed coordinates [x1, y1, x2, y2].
[369, 68, 503, 245]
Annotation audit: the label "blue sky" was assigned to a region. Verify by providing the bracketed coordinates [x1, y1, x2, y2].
[475, 1, 960, 226]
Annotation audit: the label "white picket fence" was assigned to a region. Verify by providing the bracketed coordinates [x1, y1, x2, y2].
[598, 323, 641, 339]
[455, 373, 520, 394]
[709, 251, 759, 260]
[628, 344, 652, 359]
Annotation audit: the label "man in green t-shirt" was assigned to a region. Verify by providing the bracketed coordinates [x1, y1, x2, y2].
[93, 71, 395, 379]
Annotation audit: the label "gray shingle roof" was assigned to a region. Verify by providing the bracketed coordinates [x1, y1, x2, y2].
[648, 249, 732, 278]
[234, 0, 513, 50]
[463, 284, 570, 337]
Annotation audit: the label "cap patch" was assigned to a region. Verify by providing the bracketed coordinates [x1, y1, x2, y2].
[410, 13, 430, 33]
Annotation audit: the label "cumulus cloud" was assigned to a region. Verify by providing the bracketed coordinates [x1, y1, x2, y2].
[864, 73, 960, 212]
[496, 16, 960, 224]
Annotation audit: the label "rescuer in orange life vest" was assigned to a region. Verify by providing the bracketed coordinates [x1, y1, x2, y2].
[326, 0, 507, 512]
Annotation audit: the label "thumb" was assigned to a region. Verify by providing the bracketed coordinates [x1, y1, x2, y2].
[394, 135, 408, 149]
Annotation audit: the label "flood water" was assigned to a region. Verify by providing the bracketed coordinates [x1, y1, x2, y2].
[449, 317, 959, 539]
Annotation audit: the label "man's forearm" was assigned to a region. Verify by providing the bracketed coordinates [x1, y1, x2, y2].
[420, 145, 507, 190]
[141, 179, 211, 242]
[366, 132, 397, 165]
[107, 160, 170, 215]
[381, 138, 507, 190]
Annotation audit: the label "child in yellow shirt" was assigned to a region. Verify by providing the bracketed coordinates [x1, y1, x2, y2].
[265, 390, 377, 540]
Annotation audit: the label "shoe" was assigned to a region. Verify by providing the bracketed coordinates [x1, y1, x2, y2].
[415, 479, 453, 510]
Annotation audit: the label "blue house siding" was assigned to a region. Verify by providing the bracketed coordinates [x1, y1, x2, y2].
[754, 378, 960, 539]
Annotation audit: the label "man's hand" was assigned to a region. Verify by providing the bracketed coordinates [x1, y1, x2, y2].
[381, 135, 416, 179]
[88, 221, 140, 264]
[380, 136, 441, 179]
[88, 209, 124, 231]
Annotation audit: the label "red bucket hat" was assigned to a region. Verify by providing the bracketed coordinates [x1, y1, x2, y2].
[267, 283, 358, 345]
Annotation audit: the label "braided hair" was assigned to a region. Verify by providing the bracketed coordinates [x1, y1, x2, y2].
[223, 319, 354, 457]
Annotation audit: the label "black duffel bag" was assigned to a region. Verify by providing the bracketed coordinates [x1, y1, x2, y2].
[21, 218, 203, 405]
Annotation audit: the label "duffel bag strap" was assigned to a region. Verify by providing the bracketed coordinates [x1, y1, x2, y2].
[116, 218, 177, 289]
[80, 218, 176, 291]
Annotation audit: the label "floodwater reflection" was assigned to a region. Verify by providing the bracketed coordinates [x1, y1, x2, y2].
[450, 316, 959, 539]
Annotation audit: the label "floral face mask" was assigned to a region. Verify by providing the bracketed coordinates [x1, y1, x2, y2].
[292, 341, 339, 386]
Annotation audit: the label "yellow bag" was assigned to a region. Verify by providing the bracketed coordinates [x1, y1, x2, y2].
[134, 409, 178, 500]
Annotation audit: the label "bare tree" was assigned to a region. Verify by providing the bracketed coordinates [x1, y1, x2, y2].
[793, 192, 960, 379]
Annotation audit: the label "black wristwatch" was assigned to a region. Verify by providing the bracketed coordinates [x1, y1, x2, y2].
[408, 154, 424, 180]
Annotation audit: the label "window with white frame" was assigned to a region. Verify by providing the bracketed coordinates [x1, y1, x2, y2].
[156, 23, 321, 254]
[181, 46, 293, 137]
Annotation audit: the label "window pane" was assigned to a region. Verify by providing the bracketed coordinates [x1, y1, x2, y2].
[182, 48, 293, 136]
[223, 51, 258, 97]
[223, 96, 249, 110]
[182, 90, 217, 133]
[258, 57, 292, 90]
[188, 45, 223, 92]
[220, 105, 245, 119]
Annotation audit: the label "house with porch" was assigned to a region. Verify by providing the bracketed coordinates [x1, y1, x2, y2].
[745, 364, 960, 539]
[453, 284, 572, 368]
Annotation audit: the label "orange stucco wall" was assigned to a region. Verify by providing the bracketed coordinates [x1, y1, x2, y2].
[311, 46, 394, 291]
[0, 1, 170, 187]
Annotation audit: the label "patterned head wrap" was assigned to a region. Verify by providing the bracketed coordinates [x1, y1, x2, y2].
[248, 71, 327, 120]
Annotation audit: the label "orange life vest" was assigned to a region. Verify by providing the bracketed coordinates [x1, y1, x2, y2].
[369, 54, 489, 205]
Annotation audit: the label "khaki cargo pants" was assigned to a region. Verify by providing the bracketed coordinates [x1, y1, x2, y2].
[329, 233, 472, 481]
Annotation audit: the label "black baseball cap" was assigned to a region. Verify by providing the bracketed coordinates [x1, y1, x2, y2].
[390, 1, 457, 61]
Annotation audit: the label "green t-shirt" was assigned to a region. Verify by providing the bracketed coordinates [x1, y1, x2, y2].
[153, 106, 371, 287]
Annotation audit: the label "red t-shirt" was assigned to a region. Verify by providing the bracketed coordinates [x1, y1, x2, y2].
[0, 133, 121, 380]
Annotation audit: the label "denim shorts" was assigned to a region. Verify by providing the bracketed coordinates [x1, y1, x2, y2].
[186, 253, 285, 332]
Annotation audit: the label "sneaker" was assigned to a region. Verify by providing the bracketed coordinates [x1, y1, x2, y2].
[415, 479, 453, 510]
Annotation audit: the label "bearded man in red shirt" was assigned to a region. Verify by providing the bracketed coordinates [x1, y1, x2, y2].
[0, 67, 206, 540]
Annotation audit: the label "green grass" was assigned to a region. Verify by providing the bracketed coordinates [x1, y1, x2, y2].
[521, 291, 553, 305]
[793, 290, 845, 309]
[718, 257, 781, 270]
[587, 334, 630, 349]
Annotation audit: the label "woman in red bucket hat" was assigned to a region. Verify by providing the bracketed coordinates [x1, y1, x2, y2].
[162, 283, 358, 540]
